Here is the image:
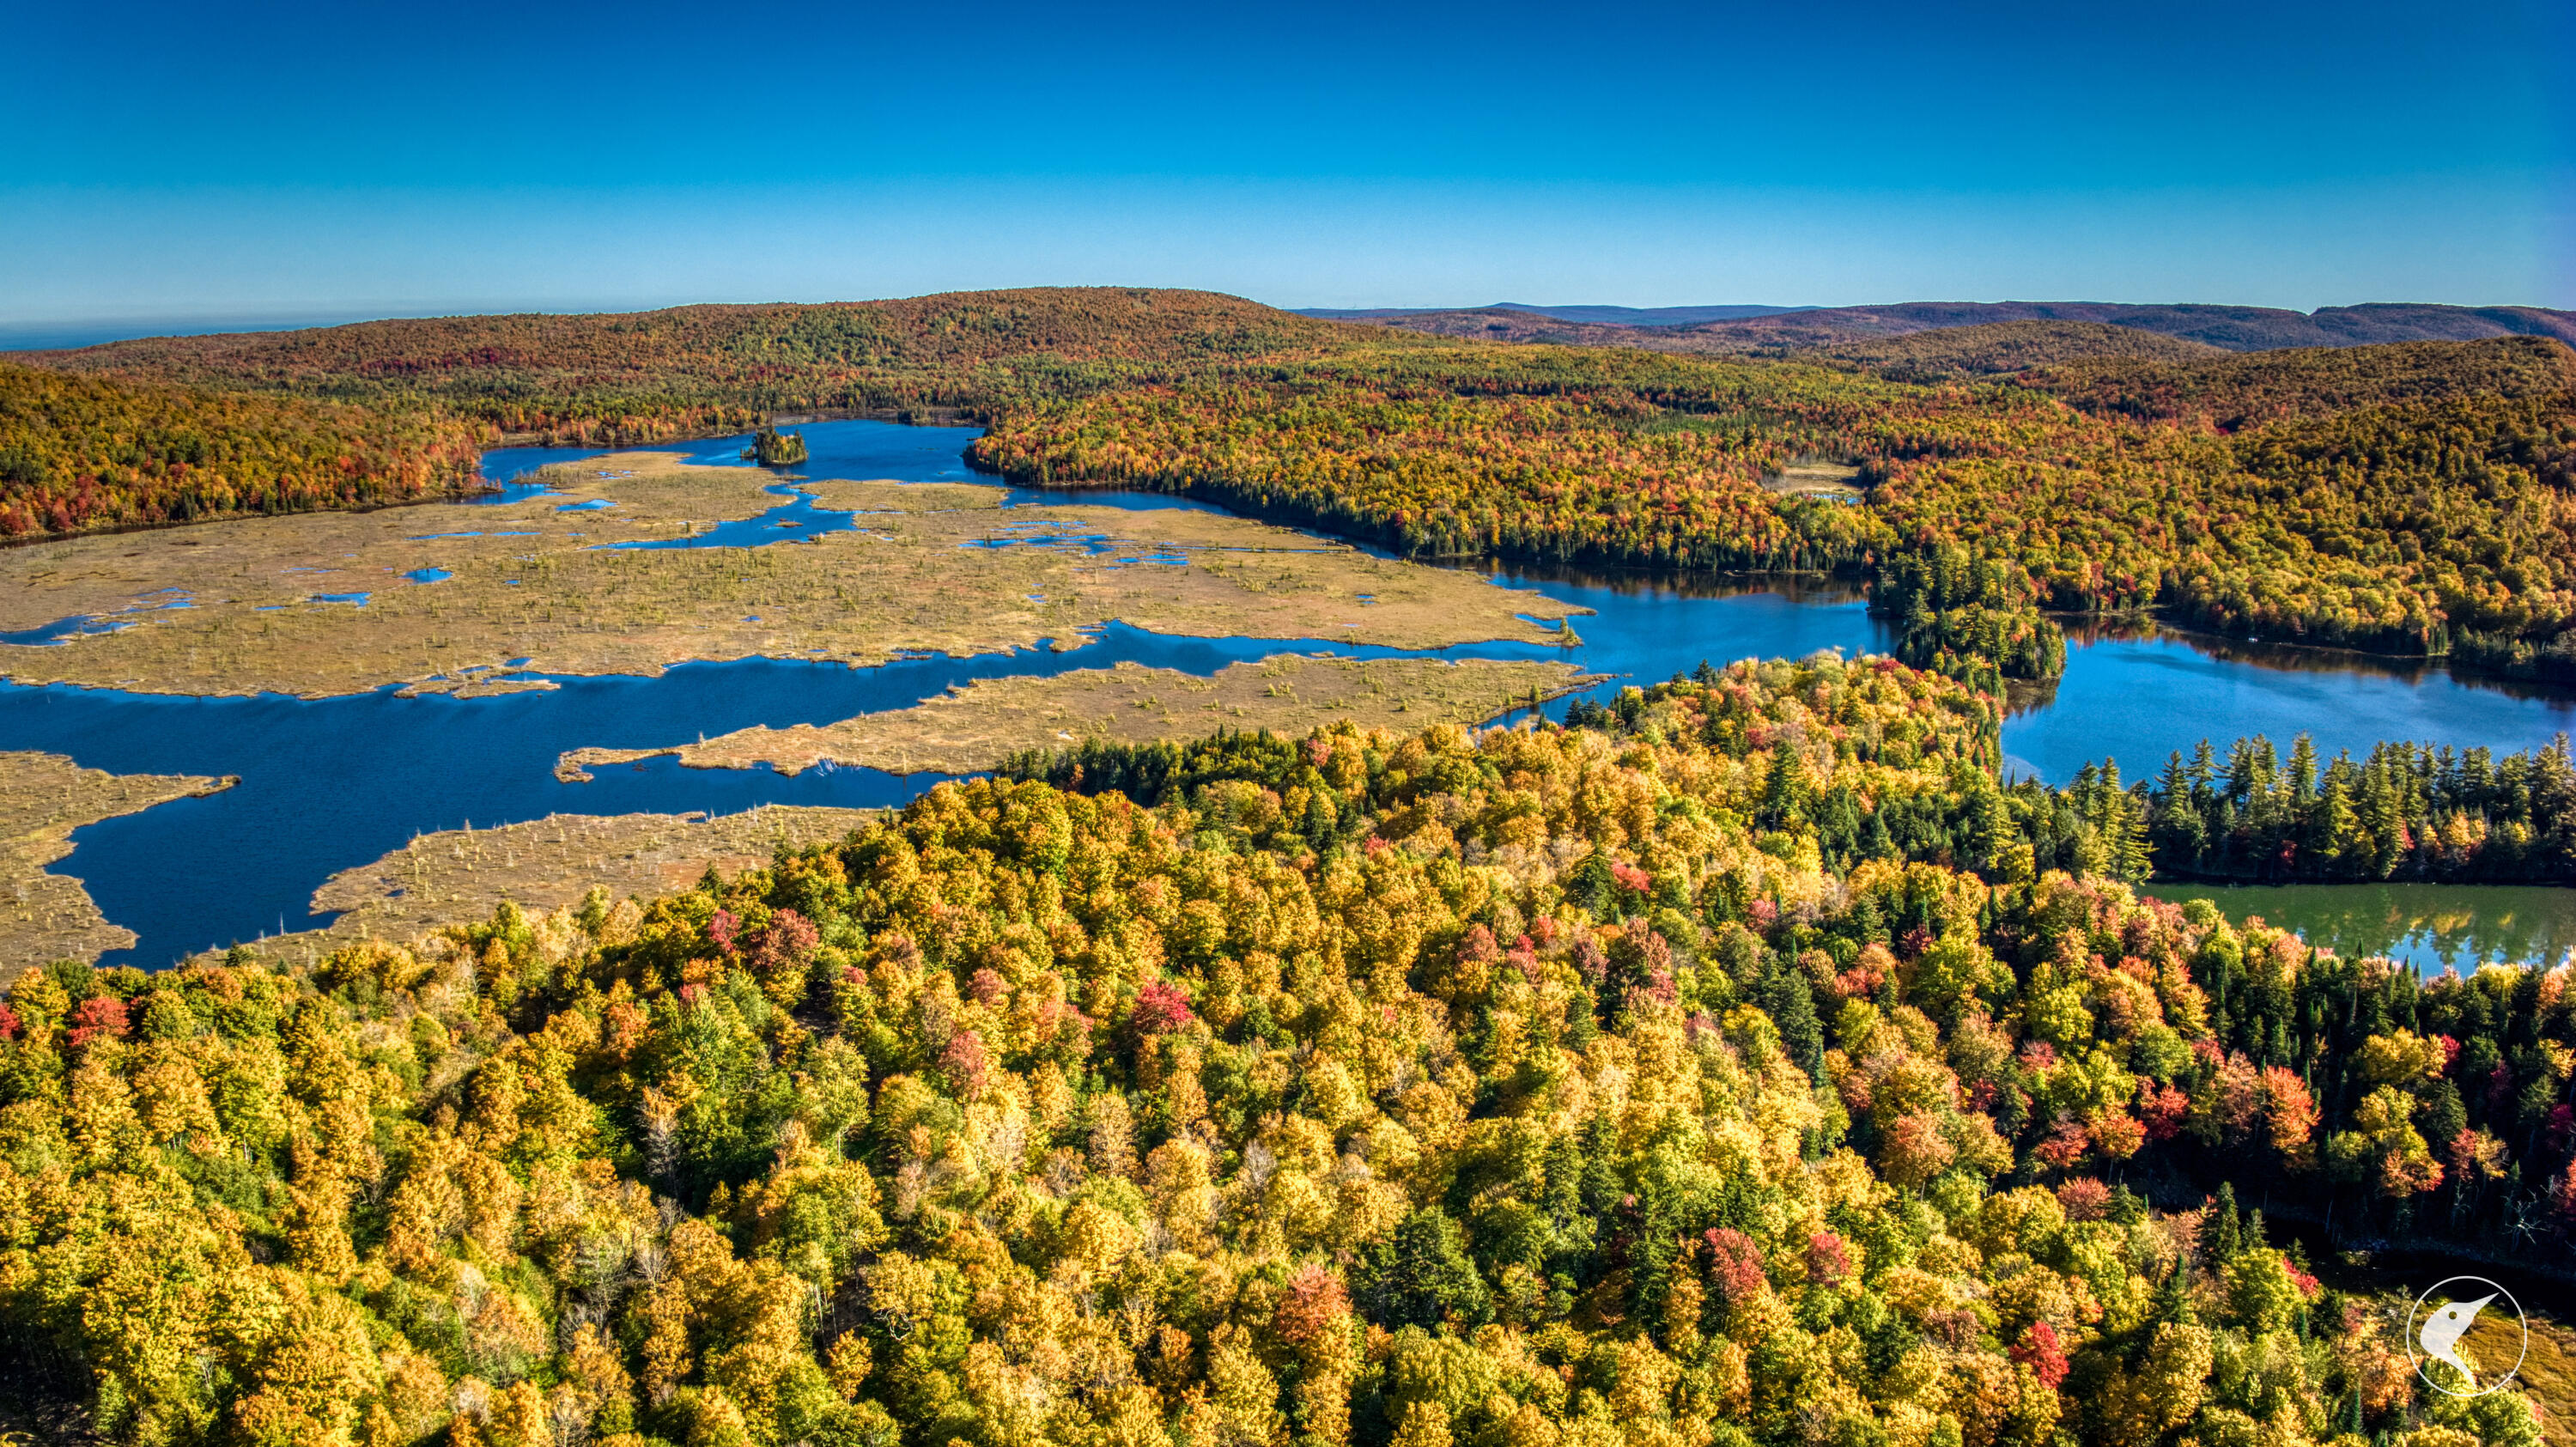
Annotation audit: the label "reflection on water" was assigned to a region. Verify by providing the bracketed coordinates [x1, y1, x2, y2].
[2060, 617, 2576, 705]
[1998, 631, 2576, 788]
[1481, 561, 1869, 607]
[2138, 881, 2576, 973]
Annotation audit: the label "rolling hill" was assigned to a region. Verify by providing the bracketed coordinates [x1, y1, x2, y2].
[1328, 299, 2576, 356]
[14, 288, 1397, 444]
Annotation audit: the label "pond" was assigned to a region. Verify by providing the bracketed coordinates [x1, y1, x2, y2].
[2137, 881, 2576, 973]
[9, 417, 2573, 967]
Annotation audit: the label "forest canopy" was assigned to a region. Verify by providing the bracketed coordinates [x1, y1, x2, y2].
[3, 659, 2568, 1447]
[0, 362, 480, 539]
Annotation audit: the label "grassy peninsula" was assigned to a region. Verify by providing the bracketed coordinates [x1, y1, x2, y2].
[554, 654, 1592, 781]
[0, 751, 234, 980]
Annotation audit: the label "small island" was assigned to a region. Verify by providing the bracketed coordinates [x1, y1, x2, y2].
[744, 424, 808, 465]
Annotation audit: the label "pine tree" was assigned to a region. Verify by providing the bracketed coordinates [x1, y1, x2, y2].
[2288, 734, 2318, 806]
[2202, 1183, 2242, 1264]
[1760, 951, 1825, 1080]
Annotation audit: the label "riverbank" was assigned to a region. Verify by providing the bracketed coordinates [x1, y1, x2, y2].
[6, 417, 2572, 971]
[209, 804, 875, 966]
[0, 751, 234, 982]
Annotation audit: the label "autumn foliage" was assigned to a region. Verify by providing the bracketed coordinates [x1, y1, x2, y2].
[0, 362, 481, 540]
[0, 656, 2561, 1447]
[17, 291, 2576, 683]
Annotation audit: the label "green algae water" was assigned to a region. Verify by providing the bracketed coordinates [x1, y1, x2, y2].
[2136, 880, 2576, 973]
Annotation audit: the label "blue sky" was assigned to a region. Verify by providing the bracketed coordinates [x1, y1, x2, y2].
[4, 0, 2568, 326]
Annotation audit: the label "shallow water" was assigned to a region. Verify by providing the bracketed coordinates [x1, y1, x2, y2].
[11, 623, 1560, 966]
[478, 421, 984, 489]
[13, 417, 2576, 967]
[2138, 881, 2576, 973]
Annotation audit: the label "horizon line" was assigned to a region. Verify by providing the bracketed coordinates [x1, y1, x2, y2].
[7, 290, 2573, 354]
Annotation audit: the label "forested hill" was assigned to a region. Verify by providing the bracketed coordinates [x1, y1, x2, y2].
[16, 288, 1404, 445]
[1326, 300, 2576, 357]
[0, 362, 481, 538]
[11, 290, 2576, 693]
[1811, 321, 2228, 380]
[2029, 335, 2576, 428]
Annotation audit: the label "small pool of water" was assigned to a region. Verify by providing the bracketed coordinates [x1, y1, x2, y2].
[0, 615, 128, 646]
[2139, 881, 2576, 973]
[0, 589, 193, 647]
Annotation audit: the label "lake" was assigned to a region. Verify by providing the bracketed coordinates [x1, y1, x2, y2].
[9, 417, 2573, 966]
[2138, 881, 2576, 973]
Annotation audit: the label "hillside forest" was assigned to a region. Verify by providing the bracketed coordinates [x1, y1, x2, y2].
[9, 290, 2575, 687]
[10, 657, 2576, 1447]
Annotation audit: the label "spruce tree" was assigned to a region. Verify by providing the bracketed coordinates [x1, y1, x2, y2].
[2203, 1183, 2242, 1264]
[1761, 951, 1825, 1081]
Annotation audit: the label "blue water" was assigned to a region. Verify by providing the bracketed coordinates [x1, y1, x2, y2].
[0, 615, 127, 646]
[1492, 568, 1887, 702]
[484, 420, 992, 551]
[9, 623, 1562, 966]
[0, 589, 193, 647]
[611, 483, 871, 550]
[1999, 631, 2576, 785]
[477, 420, 984, 488]
[9, 416, 2576, 967]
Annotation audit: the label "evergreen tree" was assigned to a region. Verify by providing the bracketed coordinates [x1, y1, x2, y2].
[2202, 1183, 2243, 1265]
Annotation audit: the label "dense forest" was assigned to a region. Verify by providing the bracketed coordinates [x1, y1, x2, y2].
[2134, 734, 2576, 885]
[0, 362, 480, 540]
[19, 291, 1372, 445]
[1810, 324, 2227, 384]
[966, 329, 2576, 680]
[6, 657, 2570, 1447]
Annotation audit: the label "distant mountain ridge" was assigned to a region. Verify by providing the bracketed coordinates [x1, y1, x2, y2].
[1304, 299, 2576, 353]
[1302, 302, 1807, 326]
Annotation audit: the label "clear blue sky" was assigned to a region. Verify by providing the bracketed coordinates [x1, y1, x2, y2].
[5, 0, 2568, 327]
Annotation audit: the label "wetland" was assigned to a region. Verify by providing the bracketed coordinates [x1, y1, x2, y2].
[3, 418, 2573, 973]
